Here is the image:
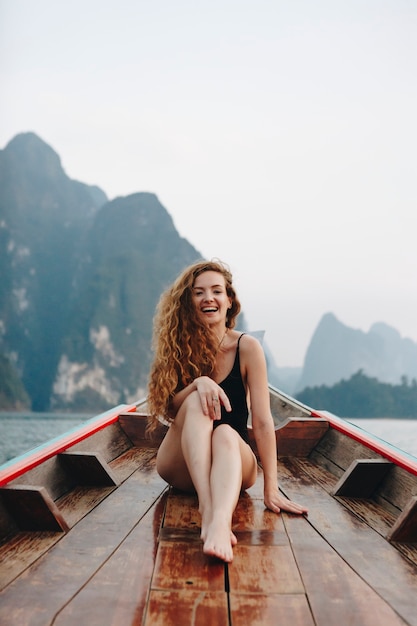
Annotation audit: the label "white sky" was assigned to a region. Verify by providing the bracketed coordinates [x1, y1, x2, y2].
[1, 0, 416, 367]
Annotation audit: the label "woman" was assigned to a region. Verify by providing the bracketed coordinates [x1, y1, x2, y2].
[147, 260, 307, 563]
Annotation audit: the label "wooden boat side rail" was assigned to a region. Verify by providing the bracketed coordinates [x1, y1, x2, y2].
[265, 387, 417, 546]
[311, 408, 417, 476]
[1, 390, 416, 557]
[1, 390, 417, 623]
[0, 402, 139, 487]
[307, 411, 417, 544]
[0, 407, 327, 545]
[5, 460, 416, 626]
[0, 404, 140, 546]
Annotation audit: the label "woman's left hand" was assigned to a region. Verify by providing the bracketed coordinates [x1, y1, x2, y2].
[264, 487, 308, 515]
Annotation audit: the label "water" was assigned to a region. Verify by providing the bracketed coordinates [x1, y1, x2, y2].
[0, 413, 416, 467]
[0, 413, 92, 466]
[347, 418, 417, 459]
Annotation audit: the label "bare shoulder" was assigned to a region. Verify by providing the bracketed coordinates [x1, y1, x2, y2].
[238, 333, 268, 387]
[238, 333, 265, 360]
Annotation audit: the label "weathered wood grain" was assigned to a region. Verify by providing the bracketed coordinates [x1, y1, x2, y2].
[376, 464, 417, 512]
[119, 412, 166, 447]
[109, 447, 156, 481]
[53, 492, 167, 626]
[312, 428, 381, 474]
[6, 423, 133, 502]
[0, 485, 69, 532]
[228, 543, 304, 594]
[144, 590, 229, 626]
[229, 593, 314, 626]
[2, 400, 417, 626]
[278, 457, 417, 626]
[163, 491, 200, 529]
[152, 539, 225, 591]
[284, 513, 406, 626]
[0, 459, 166, 626]
[0, 530, 61, 591]
[275, 417, 329, 457]
[388, 496, 417, 543]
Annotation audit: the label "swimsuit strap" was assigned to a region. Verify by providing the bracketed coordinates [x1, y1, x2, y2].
[237, 332, 246, 350]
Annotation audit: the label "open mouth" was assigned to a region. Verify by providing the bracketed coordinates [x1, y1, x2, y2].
[202, 307, 218, 313]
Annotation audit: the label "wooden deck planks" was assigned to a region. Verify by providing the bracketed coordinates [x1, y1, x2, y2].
[152, 536, 225, 591]
[149, 474, 312, 626]
[53, 491, 167, 626]
[2, 447, 416, 626]
[0, 453, 166, 626]
[147, 495, 228, 625]
[229, 593, 314, 626]
[145, 590, 229, 626]
[0, 530, 62, 590]
[228, 543, 304, 594]
[283, 513, 407, 625]
[279, 457, 417, 626]
[0, 448, 159, 591]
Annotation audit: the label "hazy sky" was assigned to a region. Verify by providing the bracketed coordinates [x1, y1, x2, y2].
[1, 0, 416, 367]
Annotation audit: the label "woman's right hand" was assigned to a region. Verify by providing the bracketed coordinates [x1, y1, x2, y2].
[194, 376, 231, 421]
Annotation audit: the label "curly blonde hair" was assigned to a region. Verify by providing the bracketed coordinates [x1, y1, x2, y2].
[146, 259, 241, 434]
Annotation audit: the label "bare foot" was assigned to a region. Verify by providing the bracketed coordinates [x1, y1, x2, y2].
[201, 520, 237, 547]
[200, 508, 237, 550]
[200, 509, 211, 543]
[203, 518, 234, 563]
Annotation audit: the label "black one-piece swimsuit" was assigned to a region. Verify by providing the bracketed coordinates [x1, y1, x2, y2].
[213, 333, 249, 444]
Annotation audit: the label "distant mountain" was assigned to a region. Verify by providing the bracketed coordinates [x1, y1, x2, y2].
[51, 192, 200, 410]
[2, 133, 415, 411]
[0, 133, 200, 410]
[0, 132, 108, 410]
[0, 353, 30, 410]
[296, 313, 417, 391]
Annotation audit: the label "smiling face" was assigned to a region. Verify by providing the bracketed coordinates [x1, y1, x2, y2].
[192, 270, 232, 329]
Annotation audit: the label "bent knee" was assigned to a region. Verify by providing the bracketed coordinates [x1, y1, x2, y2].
[177, 390, 212, 426]
[177, 389, 206, 416]
[212, 423, 240, 450]
[181, 389, 202, 411]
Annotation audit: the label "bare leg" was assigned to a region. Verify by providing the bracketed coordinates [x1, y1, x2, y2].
[202, 424, 257, 562]
[156, 391, 215, 531]
[156, 391, 257, 563]
[179, 394, 216, 535]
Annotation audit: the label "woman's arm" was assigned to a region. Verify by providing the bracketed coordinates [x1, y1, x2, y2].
[170, 376, 231, 420]
[242, 336, 308, 515]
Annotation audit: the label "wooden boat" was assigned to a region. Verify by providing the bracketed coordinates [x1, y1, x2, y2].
[1, 385, 417, 625]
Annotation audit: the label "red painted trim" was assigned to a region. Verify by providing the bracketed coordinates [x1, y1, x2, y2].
[2, 397, 416, 486]
[0, 403, 137, 486]
[311, 409, 417, 477]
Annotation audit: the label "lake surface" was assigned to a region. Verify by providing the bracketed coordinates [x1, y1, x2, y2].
[0, 413, 92, 465]
[0, 413, 416, 466]
[347, 417, 417, 459]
